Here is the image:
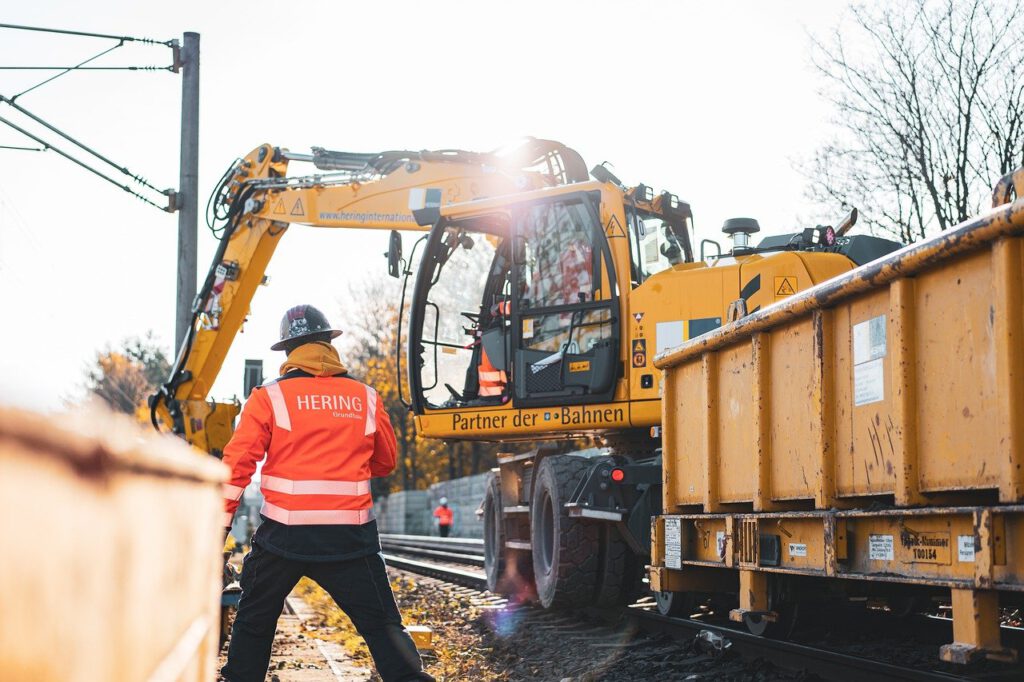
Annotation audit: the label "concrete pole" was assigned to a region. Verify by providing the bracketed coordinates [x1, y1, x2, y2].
[175, 32, 200, 354]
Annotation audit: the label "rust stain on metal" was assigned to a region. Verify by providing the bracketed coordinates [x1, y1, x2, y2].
[868, 425, 882, 466]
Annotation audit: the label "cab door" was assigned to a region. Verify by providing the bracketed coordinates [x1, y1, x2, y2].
[511, 192, 620, 408]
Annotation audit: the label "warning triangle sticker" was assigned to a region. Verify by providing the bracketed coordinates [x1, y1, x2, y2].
[633, 312, 644, 323]
[272, 198, 286, 215]
[290, 198, 305, 216]
[605, 214, 627, 239]
[775, 276, 797, 296]
[633, 341, 645, 353]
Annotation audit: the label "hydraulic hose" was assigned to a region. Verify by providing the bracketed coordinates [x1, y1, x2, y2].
[150, 180, 257, 433]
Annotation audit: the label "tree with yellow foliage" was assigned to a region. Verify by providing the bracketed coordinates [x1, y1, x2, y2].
[337, 276, 498, 493]
[84, 333, 170, 414]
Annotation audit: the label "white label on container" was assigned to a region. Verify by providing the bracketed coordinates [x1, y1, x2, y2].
[958, 535, 976, 562]
[853, 315, 887, 406]
[665, 518, 682, 570]
[716, 531, 727, 561]
[656, 320, 684, 354]
[869, 534, 894, 561]
[789, 543, 807, 558]
[853, 315, 887, 364]
[854, 358, 885, 406]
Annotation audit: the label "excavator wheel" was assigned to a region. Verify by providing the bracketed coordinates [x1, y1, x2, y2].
[593, 524, 643, 608]
[530, 455, 601, 609]
[483, 474, 506, 593]
[483, 473, 532, 597]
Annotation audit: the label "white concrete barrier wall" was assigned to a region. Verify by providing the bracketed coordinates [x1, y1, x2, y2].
[374, 472, 492, 538]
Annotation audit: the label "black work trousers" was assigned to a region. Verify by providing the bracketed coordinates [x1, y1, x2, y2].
[222, 543, 432, 682]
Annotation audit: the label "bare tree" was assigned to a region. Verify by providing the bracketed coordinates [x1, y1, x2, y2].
[808, 0, 1024, 243]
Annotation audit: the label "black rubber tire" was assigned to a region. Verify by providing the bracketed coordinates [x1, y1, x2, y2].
[531, 455, 601, 609]
[593, 524, 638, 608]
[483, 474, 505, 593]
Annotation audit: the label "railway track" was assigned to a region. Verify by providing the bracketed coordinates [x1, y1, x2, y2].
[380, 534, 1023, 682]
[381, 533, 487, 589]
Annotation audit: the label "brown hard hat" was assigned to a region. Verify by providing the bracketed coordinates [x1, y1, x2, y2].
[271, 304, 342, 351]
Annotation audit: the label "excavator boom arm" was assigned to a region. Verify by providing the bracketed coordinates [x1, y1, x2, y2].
[151, 139, 578, 447]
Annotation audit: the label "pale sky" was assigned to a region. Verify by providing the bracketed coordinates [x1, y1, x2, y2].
[0, 0, 852, 411]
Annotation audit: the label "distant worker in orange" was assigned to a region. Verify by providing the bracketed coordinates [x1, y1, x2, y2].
[433, 497, 454, 537]
[221, 304, 433, 682]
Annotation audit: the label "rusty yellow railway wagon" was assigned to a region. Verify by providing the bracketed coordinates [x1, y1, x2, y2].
[0, 407, 226, 682]
[649, 169, 1024, 664]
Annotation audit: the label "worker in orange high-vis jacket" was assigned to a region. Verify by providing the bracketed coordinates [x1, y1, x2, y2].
[221, 304, 434, 682]
[432, 497, 454, 537]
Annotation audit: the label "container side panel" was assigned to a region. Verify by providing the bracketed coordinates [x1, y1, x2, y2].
[916, 250, 1001, 492]
[838, 291, 896, 497]
[717, 342, 755, 504]
[769, 319, 820, 501]
[668, 360, 706, 508]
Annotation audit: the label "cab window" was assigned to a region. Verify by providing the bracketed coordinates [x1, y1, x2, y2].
[511, 195, 619, 406]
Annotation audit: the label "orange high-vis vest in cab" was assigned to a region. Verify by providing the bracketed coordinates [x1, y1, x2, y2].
[221, 375, 396, 528]
[477, 349, 507, 397]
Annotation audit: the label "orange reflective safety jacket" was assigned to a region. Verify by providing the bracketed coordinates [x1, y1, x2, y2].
[221, 374, 396, 529]
[477, 350, 507, 397]
[477, 299, 510, 397]
[433, 505, 454, 526]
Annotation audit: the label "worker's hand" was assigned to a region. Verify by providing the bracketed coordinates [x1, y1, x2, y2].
[223, 553, 240, 587]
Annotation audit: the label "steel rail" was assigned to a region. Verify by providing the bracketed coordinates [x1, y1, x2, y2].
[379, 534, 485, 567]
[379, 544, 1018, 682]
[380, 553, 487, 591]
[624, 608, 992, 682]
[381, 545, 485, 567]
[379, 533, 484, 554]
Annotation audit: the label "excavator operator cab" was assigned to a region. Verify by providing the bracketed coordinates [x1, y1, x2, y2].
[408, 190, 620, 414]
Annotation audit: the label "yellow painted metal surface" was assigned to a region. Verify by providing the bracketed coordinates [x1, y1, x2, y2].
[156, 139, 859, 450]
[659, 196, 1024, 511]
[651, 168, 1024, 663]
[654, 506, 1024, 589]
[418, 185, 855, 441]
[0, 407, 227, 682]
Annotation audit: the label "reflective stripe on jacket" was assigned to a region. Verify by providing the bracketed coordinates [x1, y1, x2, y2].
[477, 348, 507, 397]
[221, 373, 397, 527]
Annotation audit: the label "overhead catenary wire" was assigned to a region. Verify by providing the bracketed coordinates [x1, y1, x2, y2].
[0, 144, 45, 151]
[0, 95, 169, 196]
[0, 113, 166, 210]
[0, 23, 172, 46]
[0, 66, 172, 71]
[7, 40, 126, 100]
[0, 28, 176, 212]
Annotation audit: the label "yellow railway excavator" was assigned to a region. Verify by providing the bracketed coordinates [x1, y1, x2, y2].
[150, 138, 903, 610]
